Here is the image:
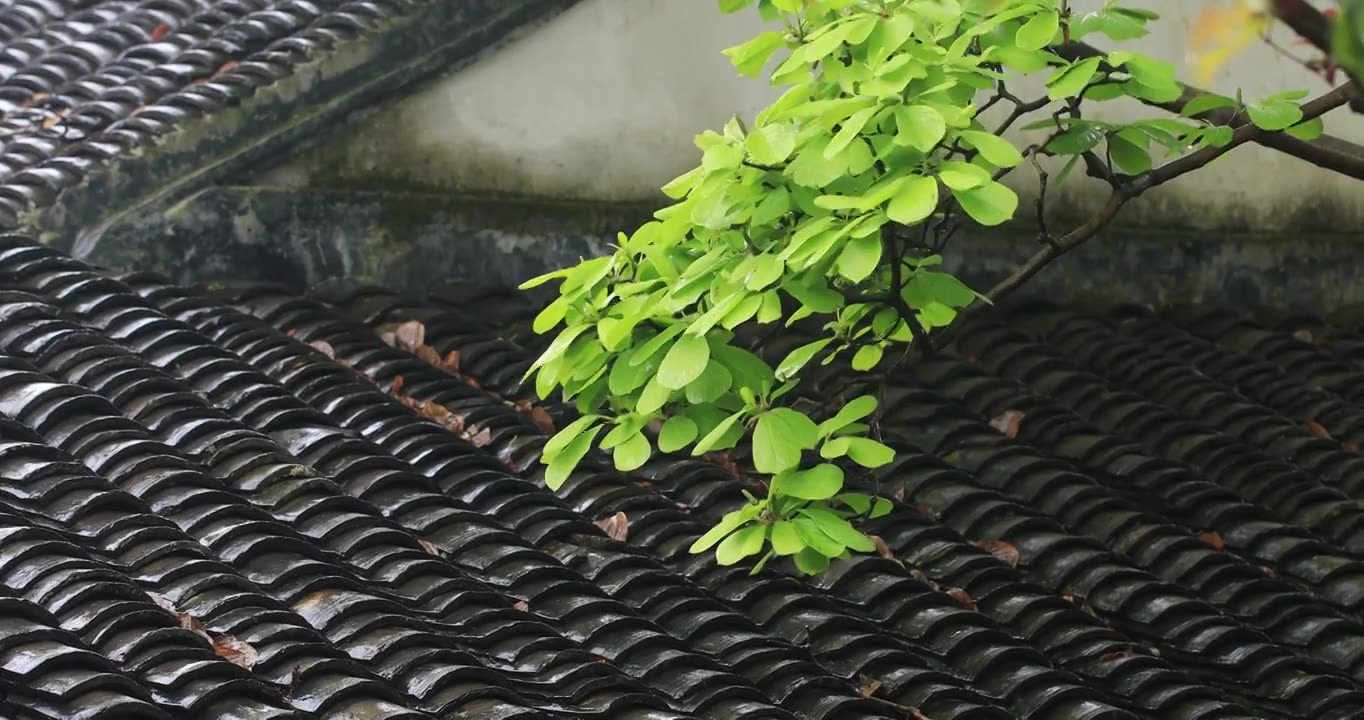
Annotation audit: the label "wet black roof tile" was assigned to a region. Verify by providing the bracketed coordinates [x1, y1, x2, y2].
[0, 236, 1363, 717]
[0, 0, 571, 232]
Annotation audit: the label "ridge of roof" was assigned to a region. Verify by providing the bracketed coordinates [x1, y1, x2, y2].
[0, 0, 575, 248]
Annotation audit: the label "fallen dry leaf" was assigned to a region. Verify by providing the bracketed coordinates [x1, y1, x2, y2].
[945, 587, 976, 611]
[147, 591, 177, 613]
[857, 674, 882, 698]
[443, 350, 462, 372]
[514, 600, 529, 612]
[915, 503, 935, 520]
[417, 538, 444, 556]
[177, 610, 208, 637]
[528, 406, 557, 433]
[989, 409, 1025, 439]
[1187, 2, 1270, 85]
[704, 452, 747, 481]
[212, 633, 258, 669]
[308, 339, 335, 359]
[1306, 420, 1333, 441]
[1100, 647, 1137, 662]
[395, 320, 425, 351]
[1199, 530, 1224, 551]
[391, 374, 405, 394]
[416, 344, 441, 366]
[213, 59, 239, 77]
[869, 535, 900, 564]
[151, 23, 171, 41]
[595, 511, 630, 542]
[974, 540, 1020, 568]
[464, 426, 493, 448]
[1062, 592, 1099, 619]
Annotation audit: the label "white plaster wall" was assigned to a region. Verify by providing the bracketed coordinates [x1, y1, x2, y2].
[266, 0, 1362, 230]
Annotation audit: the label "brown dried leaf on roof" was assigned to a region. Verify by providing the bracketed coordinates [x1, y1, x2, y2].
[857, 674, 882, 698]
[869, 535, 901, 565]
[514, 600, 529, 612]
[1306, 420, 1333, 441]
[595, 511, 630, 542]
[416, 344, 441, 366]
[151, 23, 171, 41]
[146, 591, 177, 614]
[989, 409, 1025, 439]
[213, 60, 239, 78]
[308, 339, 335, 359]
[395, 320, 425, 351]
[176, 610, 208, 638]
[1100, 647, 1138, 662]
[443, 349, 462, 372]
[391, 374, 405, 394]
[1199, 530, 1225, 551]
[514, 399, 557, 433]
[464, 426, 493, 448]
[946, 587, 976, 610]
[212, 633, 258, 669]
[417, 538, 444, 557]
[704, 452, 747, 481]
[974, 539, 1020, 568]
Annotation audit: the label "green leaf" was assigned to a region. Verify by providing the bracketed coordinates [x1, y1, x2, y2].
[776, 338, 832, 381]
[718, 0, 755, 13]
[844, 437, 896, 468]
[894, 105, 947, 152]
[951, 181, 1018, 226]
[636, 376, 673, 415]
[836, 234, 882, 283]
[1047, 56, 1101, 100]
[770, 521, 805, 555]
[793, 517, 845, 556]
[658, 416, 699, 452]
[958, 130, 1022, 168]
[937, 161, 991, 191]
[753, 408, 819, 474]
[545, 425, 602, 490]
[819, 395, 877, 437]
[723, 31, 786, 77]
[533, 296, 569, 333]
[825, 107, 879, 159]
[775, 463, 844, 500]
[851, 344, 883, 371]
[542, 414, 601, 463]
[613, 432, 651, 472]
[747, 122, 797, 164]
[702, 143, 744, 173]
[692, 411, 745, 455]
[685, 361, 734, 404]
[1107, 133, 1151, 175]
[690, 503, 760, 553]
[886, 174, 939, 225]
[793, 546, 831, 573]
[871, 498, 893, 518]
[716, 525, 766, 565]
[1180, 93, 1236, 117]
[658, 333, 711, 390]
[1246, 100, 1303, 131]
[1286, 116, 1325, 141]
[801, 506, 875, 552]
[630, 323, 686, 366]
[1015, 10, 1058, 51]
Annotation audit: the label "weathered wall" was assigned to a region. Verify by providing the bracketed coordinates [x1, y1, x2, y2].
[260, 0, 1360, 232]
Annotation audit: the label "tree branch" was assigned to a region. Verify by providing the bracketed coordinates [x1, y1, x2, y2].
[936, 83, 1354, 348]
[1055, 42, 1364, 180]
[1268, 0, 1364, 111]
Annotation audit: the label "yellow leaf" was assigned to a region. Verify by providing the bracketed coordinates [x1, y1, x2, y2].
[1187, 2, 1271, 85]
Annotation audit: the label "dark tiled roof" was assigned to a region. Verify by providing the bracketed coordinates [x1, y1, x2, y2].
[0, 0, 570, 233]
[0, 233, 1361, 718]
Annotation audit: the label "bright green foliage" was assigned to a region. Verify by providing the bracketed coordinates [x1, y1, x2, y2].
[522, 0, 1324, 574]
